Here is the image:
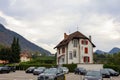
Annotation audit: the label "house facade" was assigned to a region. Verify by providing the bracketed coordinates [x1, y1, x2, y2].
[20, 50, 31, 62]
[55, 31, 95, 65]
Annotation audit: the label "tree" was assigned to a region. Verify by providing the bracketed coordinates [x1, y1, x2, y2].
[11, 37, 21, 63]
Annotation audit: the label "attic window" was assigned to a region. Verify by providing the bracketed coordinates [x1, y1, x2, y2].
[73, 39, 78, 47]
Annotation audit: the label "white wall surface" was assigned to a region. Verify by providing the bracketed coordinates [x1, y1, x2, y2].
[77, 64, 103, 71]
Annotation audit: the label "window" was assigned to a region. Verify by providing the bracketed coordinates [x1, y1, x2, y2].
[73, 50, 76, 58]
[83, 56, 90, 63]
[73, 39, 78, 47]
[62, 58, 64, 62]
[81, 40, 88, 45]
[58, 49, 60, 54]
[85, 47, 88, 54]
[69, 51, 73, 59]
[62, 47, 65, 53]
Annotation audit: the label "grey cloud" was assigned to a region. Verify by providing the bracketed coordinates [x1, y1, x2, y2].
[0, 0, 120, 53]
[0, 16, 7, 25]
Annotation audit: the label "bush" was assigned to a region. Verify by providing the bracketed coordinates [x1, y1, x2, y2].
[104, 64, 120, 73]
[16, 63, 57, 70]
[63, 64, 77, 72]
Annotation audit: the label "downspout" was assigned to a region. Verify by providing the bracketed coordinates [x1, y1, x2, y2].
[78, 39, 80, 63]
[66, 45, 68, 64]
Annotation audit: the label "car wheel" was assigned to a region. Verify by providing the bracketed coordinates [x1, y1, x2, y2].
[54, 78, 57, 80]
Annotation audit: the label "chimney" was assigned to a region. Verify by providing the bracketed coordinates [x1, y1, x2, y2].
[64, 33, 68, 39]
[89, 35, 92, 41]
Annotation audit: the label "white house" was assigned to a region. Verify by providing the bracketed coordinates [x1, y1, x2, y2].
[20, 50, 32, 62]
[54, 31, 95, 65]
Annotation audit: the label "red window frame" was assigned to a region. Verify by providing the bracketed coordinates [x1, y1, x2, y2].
[86, 40, 88, 45]
[81, 40, 88, 45]
[83, 57, 90, 63]
[85, 47, 88, 54]
[81, 40, 84, 44]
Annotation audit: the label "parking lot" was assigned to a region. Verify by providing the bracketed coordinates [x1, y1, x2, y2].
[0, 71, 119, 80]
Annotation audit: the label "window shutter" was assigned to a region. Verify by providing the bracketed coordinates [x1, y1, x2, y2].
[85, 47, 88, 53]
[81, 40, 84, 44]
[86, 40, 88, 45]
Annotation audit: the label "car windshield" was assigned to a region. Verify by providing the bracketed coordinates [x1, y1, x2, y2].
[101, 69, 109, 73]
[86, 71, 101, 77]
[108, 69, 116, 73]
[28, 67, 35, 69]
[78, 68, 84, 70]
[61, 67, 67, 70]
[37, 67, 45, 70]
[44, 68, 57, 74]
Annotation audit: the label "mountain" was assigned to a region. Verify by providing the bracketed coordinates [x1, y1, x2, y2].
[0, 23, 51, 55]
[95, 50, 107, 54]
[109, 47, 120, 54]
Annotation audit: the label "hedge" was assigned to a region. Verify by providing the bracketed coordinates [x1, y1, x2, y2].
[15, 63, 77, 72]
[63, 64, 77, 72]
[16, 64, 57, 70]
[104, 64, 120, 73]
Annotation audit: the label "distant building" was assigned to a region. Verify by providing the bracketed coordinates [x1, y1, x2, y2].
[54, 31, 95, 65]
[0, 60, 9, 64]
[20, 50, 32, 62]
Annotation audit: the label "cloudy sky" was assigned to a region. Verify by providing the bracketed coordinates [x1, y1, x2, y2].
[0, 0, 120, 53]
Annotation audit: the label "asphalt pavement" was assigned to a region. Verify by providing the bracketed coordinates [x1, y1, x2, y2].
[0, 71, 119, 80]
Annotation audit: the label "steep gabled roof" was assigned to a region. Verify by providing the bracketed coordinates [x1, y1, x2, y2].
[20, 50, 32, 58]
[54, 31, 95, 48]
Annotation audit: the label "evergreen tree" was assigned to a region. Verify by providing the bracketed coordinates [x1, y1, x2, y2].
[11, 37, 21, 63]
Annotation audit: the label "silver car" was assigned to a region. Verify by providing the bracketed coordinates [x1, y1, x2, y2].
[83, 71, 103, 80]
[38, 68, 64, 80]
[60, 67, 69, 74]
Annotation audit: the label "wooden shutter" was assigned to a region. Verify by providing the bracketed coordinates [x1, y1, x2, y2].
[85, 47, 88, 54]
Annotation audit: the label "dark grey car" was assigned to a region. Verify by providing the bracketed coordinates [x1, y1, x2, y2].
[74, 67, 87, 75]
[83, 71, 103, 80]
[33, 67, 46, 75]
[38, 68, 64, 80]
[0, 66, 10, 73]
[100, 69, 110, 78]
[104, 68, 119, 76]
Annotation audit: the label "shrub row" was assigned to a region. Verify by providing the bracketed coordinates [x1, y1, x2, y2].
[103, 64, 120, 73]
[16, 64, 57, 70]
[63, 64, 77, 72]
[15, 63, 77, 72]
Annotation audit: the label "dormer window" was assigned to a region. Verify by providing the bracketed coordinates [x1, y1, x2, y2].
[73, 39, 78, 47]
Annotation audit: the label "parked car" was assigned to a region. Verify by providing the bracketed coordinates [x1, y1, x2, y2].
[104, 68, 119, 76]
[9, 66, 16, 72]
[100, 69, 110, 78]
[33, 67, 46, 75]
[83, 71, 103, 80]
[74, 67, 87, 75]
[25, 67, 36, 73]
[38, 68, 64, 80]
[59, 67, 69, 74]
[0, 66, 10, 73]
[4, 65, 16, 72]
